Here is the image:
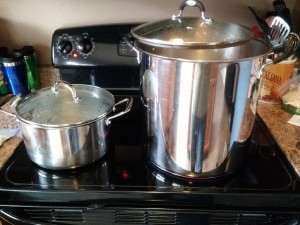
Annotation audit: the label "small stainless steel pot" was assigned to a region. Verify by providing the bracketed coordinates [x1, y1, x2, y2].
[14, 80, 132, 170]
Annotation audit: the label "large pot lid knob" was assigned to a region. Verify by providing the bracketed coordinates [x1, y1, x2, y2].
[131, 0, 253, 48]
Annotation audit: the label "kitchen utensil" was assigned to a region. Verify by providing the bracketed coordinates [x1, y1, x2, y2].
[266, 11, 277, 18]
[257, 34, 298, 104]
[267, 16, 290, 48]
[273, 0, 286, 13]
[126, 0, 290, 179]
[248, 6, 270, 36]
[280, 8, 293, 31]
[273, 0, 293, 31]
[273, 32, 300, 58]
[8, 80, 133, 170]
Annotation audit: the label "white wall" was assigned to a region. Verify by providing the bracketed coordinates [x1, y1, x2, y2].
[0, 0, 297, 64]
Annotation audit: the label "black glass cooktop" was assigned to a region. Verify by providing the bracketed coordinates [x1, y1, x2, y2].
[0, 97, 299, 194]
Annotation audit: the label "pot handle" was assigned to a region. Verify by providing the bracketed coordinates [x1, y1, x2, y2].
[124, 34, 141, 64]
[106, 98, 133, 125]
[173, 0, 211, 22]
[51, 80, 81, 103]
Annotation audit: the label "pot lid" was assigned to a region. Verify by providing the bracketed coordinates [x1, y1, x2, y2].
[15, 81, 115, 127]
[131, 0, 253, 48]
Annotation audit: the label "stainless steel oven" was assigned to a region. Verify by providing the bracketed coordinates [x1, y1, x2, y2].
[1, 23, 300, 225]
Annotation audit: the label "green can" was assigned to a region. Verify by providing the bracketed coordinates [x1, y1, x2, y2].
[14, 46, 40, 92]
[0, 67, 8, 96]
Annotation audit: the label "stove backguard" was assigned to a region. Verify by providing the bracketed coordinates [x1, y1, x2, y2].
[51, 23, 141, 95]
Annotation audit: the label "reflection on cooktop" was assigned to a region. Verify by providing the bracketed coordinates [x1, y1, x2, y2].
[2, 138, 294, 193]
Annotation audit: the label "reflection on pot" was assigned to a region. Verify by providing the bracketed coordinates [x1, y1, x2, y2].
[142, 57, 262, 179]
[22, 118, 111, 170]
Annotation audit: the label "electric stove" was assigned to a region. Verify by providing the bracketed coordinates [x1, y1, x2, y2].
[1, 23, 300, 225]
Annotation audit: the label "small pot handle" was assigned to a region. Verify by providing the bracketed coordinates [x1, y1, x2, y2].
[174, 0, 211, 21]
[106, 98, 133, 125]
[51, 80, 81, 103]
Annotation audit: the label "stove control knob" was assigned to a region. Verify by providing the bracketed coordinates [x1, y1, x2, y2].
[57, 40, 73, 55]
[77, 37, 94, 54]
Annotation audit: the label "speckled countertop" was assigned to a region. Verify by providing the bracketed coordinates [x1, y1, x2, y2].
[0, 65, 300, 179]
[257, 103, 300, 177]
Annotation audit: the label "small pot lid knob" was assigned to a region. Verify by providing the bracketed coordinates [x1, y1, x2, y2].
[52, 80, 81, 103]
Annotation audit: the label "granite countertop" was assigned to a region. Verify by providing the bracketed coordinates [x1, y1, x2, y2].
[0, 95, 22, 168]
[0, 65, 300, 179]
[0, 136, 22, 168]
[257, 103, 300, 177]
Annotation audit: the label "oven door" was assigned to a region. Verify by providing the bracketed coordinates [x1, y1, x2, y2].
[1, 205, 300, 225]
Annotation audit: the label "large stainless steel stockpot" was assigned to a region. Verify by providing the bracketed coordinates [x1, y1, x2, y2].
[128, 0, 282, 179]
[14, 80, 132, 170]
